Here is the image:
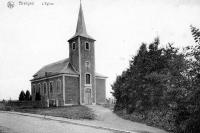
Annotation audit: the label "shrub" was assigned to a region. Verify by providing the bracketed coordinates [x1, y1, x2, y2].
[19, 90, 26, 101]
[25, 90, 31, 101]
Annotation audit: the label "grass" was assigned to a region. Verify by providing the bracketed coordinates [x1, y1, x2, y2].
[0, 102, 96, 120]
[16, 106, 96, 120]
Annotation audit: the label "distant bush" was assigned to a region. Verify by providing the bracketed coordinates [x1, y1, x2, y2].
[25, 90, 31, 101]
[19, 90, 32, 101]
[19, 90, 26, 101]
[4, 106, 13, 111]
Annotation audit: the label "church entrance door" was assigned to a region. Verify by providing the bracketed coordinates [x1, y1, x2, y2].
[84, 88, 92, 105]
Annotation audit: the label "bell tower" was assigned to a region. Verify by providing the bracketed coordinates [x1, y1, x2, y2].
[68, 3, 96, 104]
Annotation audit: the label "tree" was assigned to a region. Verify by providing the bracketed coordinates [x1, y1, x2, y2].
[190, 25, 200, 44]
[112, 27, 200, 132]
[174, 25, 200, 133]
[112, 37, 186, 115]
[25, 90, 31, 101]
[19, 90, 25, 101]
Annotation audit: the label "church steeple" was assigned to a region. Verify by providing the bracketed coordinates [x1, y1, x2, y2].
[76, 3, 87, 36]
[68, 2, 94, 41]
[68, 1, 96, 105]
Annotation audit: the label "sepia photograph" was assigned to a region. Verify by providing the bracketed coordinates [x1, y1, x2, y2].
[0, 0, 200, 133]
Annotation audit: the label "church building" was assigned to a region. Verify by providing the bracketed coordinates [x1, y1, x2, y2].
[30, 3, 107, 106]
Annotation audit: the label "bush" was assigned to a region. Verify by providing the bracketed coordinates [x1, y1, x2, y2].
[115, 108, 176, 132]
[25, 90, 31, 101]
[145, 109, 176, 131]
[19, 90, 26, 101]
[4, 106, 13, 111]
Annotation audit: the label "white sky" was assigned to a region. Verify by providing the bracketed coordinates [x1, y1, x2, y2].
[0, 0, 200, 100]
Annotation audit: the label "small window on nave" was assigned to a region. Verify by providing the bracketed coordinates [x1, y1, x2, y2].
[43, 82, 47, 94]
[38, 83, 41, 93]
[32, 84, 35, 94]
[50, 81, 53, 93]
[57, 79, 61, 92]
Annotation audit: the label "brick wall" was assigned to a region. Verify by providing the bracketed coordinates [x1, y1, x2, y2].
[69, 36, 96, 104]
[65, 76, 79, 104]
[31, 75, 64, 106]
[80, 37, 95, 104]
[69, 38, 79, 72]
[96, 78, 106, 104]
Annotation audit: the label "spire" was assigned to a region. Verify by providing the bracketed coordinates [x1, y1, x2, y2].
[68, 1, 94, 41]
[76, 2, 87, 36]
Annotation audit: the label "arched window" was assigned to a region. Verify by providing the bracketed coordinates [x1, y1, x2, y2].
[50, 81, 53, 93]
[85, 42, 90, 50]
[38, 83, 41, 93]
[43, 82, 47, 94]
[32, 84, 35, 94]
[57, 79, 61, 92]
[86, 74, 91, 84]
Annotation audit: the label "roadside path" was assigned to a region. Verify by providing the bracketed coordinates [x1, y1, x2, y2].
[86, 105, 168, 133]
[0, 105, 168, 133]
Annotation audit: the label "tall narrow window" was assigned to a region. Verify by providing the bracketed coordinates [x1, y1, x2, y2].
[57, 79, 61, 92]
[38, 83, 41, 93]
[86, 74, 91, 84]
[50, 82, 53, 93]
[72, 42, 76, 50]
[43, 82, 47, 94]
[32, 84, 35, 94]
[85, 42, 90, 50]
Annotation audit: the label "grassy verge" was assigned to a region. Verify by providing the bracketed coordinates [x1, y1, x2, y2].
[0, 102, 96, 120]
[16, 106, 96, 120]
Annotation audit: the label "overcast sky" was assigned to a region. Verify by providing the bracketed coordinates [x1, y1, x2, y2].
[0, 0, 200, 100]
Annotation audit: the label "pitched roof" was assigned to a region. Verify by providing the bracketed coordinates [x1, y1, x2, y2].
[33, 58, 78, 79]
[68, 3, 95, 41]
[32, 58, 107, 80]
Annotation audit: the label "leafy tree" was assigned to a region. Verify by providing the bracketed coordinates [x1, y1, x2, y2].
[175, 26, 200, 133]
[112, 26, 200, 132]
[19, 90, 25, 101]
[112, 37, 187, 132]
[190, 25, 200, 44]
